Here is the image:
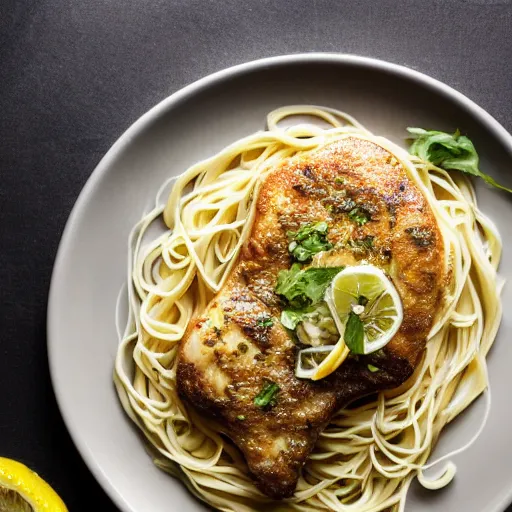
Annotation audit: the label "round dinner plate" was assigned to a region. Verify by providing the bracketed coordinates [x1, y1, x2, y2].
[48, 54, 512, 512]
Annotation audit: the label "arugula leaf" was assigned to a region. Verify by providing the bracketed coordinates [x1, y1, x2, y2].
[275, 264, 344, 309]
[254, 381, 280, 407]
[344, 311, 365, 354]
[407, 127, 512, 193]
[348, 207, 371, 226]
[287, 221, 333, 262]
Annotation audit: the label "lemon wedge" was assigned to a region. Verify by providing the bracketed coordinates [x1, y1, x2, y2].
[0, 458, 68, 512]
[326, 265, 403, 354]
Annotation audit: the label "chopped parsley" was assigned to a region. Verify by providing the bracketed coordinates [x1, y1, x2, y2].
[323, 197, 356, 215]
[236, 414, 246, 420]
[367, 364, 380, 373]
[275, 264, 344, 310]
[276, 264, 343, 329]
[254, 381, 280, 408]
[405, 227, 433, 247]
[287, 221, 333, 262]
[348, 207, 371, 226]
[256, 316, 274, 328]
[349, 235, 375, 252]
[280, 309, 307, 330]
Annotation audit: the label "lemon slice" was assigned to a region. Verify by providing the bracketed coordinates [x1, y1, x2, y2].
[0, 458, 68, 512]
[294, 265, 402, 381]
[325, 265, 403, 355]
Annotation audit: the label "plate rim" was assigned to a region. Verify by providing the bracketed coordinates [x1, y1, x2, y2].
[47, 52, 512, 512]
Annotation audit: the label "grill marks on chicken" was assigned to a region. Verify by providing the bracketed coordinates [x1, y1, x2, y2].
[177, 137, 446, 499]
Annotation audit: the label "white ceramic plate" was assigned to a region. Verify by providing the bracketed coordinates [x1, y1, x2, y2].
[48, 54, 512, 512]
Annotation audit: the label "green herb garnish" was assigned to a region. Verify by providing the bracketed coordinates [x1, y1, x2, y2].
[277, 265, 343, 329]
[367, 364, 380, 373]
[324, 197, 356, 214]
[280, 301, 331, 331]
[407, 127, 512, 193]
[344, 310, 365, 354]
[237, 414, 246, 420]
[276, 264, 343, 309]
[256, 316, 274, 328]
[348, 207, 371, 226]
[349, 235, 374, 252]
[287, 221, 333, 262]
[281, 309, 307, 330]
[254, 381, 280, 408]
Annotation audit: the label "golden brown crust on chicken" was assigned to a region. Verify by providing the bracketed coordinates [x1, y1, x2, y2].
[177, 137, 446, 499]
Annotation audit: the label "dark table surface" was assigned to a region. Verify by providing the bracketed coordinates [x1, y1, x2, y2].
[1, 1, 512, 510]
